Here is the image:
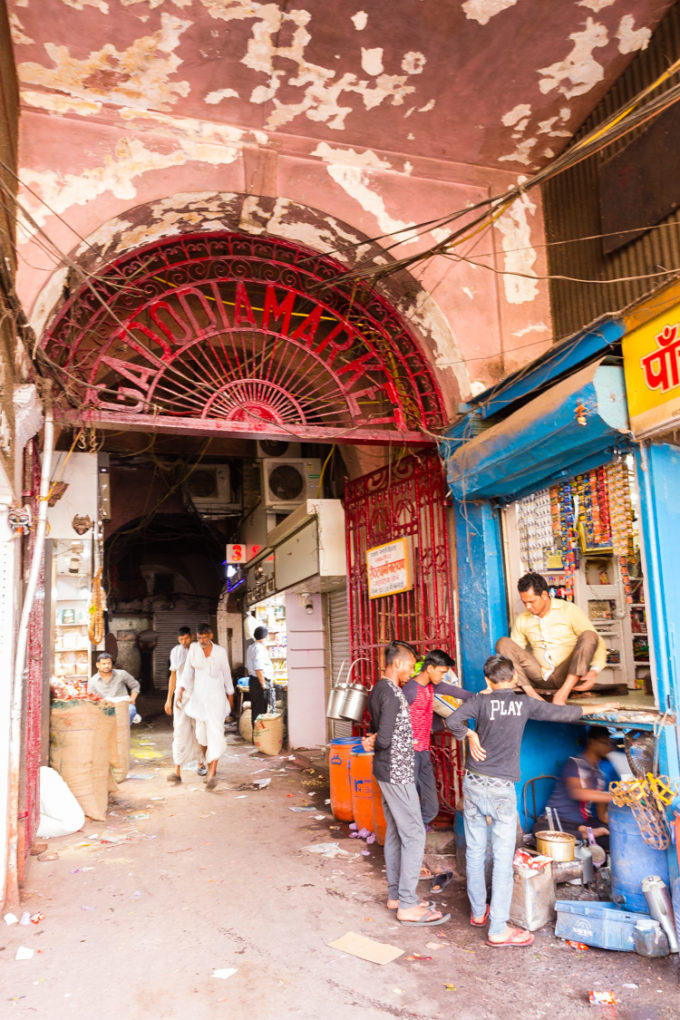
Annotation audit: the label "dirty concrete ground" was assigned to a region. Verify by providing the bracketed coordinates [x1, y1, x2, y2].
[2, 709, 678, 1020]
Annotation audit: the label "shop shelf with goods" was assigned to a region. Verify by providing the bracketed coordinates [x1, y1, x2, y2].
[252, 593, 288, 682]
[52, 538, 95, 690]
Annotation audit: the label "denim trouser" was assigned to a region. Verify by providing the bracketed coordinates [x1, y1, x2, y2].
[463, 772, 518, 937]
[379, 780, 426, 909]
[414, 749, 440, 825]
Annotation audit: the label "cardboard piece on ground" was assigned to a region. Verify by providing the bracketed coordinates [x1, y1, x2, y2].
[328, 931, 404, 965]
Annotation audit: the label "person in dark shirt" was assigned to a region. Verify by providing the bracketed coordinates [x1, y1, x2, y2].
[402, 649, 472, 826]
[533, 725, 614, 851]
[445, 654, 619, 947]
[363, 640, 449, 927]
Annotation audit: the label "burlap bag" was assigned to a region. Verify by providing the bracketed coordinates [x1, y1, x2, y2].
[49, 700, 116, 820]
[106, 701, 130, 783]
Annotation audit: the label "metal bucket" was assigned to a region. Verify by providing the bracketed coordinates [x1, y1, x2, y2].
[535, 830, 576, 862]
[339, 683, 369, 722]
[326, 684, 348, 720]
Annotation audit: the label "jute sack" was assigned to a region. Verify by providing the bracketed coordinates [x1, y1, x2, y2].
[253, 712, 283, 755]
[238, 705, 253, 742]
[107, 701, 130, 783]
[49, 700, 116, 820]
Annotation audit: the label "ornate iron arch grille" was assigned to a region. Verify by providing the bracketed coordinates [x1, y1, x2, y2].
[41, 232, 446, 443]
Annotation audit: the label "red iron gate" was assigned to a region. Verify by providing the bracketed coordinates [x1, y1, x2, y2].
[345, 450, 463, 812]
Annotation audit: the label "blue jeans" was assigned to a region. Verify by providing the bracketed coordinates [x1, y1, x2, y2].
[414, 749, 439, 825]
[463, 772, 518, 937]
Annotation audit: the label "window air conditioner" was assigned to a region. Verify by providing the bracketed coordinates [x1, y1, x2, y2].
[255, 439, 301, 459]
[261, 459, 322, 511]
[185, 465, 236, 511]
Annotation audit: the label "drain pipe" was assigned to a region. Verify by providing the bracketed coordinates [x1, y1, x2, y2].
[5, 405, 53, 904]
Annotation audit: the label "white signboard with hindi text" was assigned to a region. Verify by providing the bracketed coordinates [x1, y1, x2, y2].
[366, 538, 413, 600]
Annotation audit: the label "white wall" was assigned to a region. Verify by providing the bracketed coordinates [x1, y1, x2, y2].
[285, 591, 326, 749]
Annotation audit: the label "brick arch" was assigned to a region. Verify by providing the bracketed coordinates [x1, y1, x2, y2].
[41, 230, 446, 444]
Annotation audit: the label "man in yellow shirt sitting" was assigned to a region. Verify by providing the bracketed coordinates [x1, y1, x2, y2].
[495, 572, 606, 705]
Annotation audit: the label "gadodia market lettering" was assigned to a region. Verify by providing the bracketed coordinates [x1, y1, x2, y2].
[91, 280, 401, 417]
[640, 323, 680, 394]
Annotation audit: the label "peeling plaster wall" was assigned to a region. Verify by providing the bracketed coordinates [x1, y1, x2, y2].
[10, 0, 670, 410]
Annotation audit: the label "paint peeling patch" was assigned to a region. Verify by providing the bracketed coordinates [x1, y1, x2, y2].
[494, 190, 539, 304]
[19, 134, 241, 232]
[8, 13, 34, 47]
[118, 107, 267, 148]
[536, 115, 571, 138]
[512, 321, 550, 338]
[351, 12, 368, 30]
[401, 52, 426, 75]
[498, 137, 537, 166]
[205, 88, 240, 104]
[462, 287, 476, 300]
[361, 48, 384, 76]
[616, 15, 651, 54]
[538, 18, 608, 99]
[502, 104, 531, 128]
[17, 13, 192, 113]
[239, 196, 371, 263]
[577, 0, 615, 11]
[462, 0, 518, 28]
[401, 290, 468, 396]
[21, 90, 102, 117]
[61, 0, 110, 12]
[201, 1, 428, 131]
[312, 142, 418, 242]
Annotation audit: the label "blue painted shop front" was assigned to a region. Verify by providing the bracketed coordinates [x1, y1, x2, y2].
[442, 321, 679, 886]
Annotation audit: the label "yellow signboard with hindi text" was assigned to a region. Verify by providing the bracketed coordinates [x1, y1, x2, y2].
[623, 304, 680, 436]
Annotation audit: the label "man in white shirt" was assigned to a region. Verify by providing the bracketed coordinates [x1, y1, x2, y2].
[177, 624, 234, 790]
[165, 626, 205, 784]
[245, 625, 274, 737]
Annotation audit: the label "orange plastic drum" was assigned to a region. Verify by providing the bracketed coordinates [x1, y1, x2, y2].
[350, 751, 375, 833]
[372, 774, 387, 845]
[329, 738, 361, 821]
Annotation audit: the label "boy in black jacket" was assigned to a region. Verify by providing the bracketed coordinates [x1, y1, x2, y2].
[445, 654, 619, 947]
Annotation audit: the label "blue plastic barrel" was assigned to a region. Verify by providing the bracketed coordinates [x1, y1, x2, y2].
[609, 802, 670, 913]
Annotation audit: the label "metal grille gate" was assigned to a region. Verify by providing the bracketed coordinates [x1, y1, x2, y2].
[344, 450, 463, 812]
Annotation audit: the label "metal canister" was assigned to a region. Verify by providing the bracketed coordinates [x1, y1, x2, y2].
[326, 684, 348, 720]
[339, 683, 369, 722]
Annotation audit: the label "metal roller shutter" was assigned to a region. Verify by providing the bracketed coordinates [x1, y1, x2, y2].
[328, 587, 352, 740]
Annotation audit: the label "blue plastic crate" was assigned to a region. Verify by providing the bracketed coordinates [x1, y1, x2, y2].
[555, 899, 653, 951]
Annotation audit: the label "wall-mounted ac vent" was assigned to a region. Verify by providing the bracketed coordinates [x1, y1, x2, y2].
[261, 459, 321, 511]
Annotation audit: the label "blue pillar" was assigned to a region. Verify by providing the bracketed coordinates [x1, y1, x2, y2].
[453, 500, 507, 691]
[635, 442, 680, 883]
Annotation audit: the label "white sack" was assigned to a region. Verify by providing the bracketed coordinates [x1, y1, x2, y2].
[36, 765, 85, 838]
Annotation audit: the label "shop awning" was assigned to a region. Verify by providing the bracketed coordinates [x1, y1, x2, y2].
[447, 361, 630, 501]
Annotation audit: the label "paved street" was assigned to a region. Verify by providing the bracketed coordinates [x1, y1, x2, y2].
[2, 711, 677, 1019]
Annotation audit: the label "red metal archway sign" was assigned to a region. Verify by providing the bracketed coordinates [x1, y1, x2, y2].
[42, 233, 445, 444]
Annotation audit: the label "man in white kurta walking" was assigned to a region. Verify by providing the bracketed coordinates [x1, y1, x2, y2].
[165, 626, 205, 783]
[177, 624, 234, 791]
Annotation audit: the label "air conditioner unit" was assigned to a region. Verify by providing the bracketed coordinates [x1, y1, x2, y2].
[261, 458, 322, 511]
[255, 439, 301, 459]
[185, 465, 236, 511]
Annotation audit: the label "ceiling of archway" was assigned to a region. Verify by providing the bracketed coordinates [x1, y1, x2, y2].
[42, 232, 445, 443]
[8, 0, 673, 172]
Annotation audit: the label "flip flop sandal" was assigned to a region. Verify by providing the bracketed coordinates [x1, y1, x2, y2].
[398, 909, 451, 927]
[166, 774, 181, 784]
[387, 899, 434, 912]
[487, 929, 534, 948]
[197, 765, 208, 776]
[431, 870, 455, 893]
[205, 777, 217, 791]
[470, 904, 490, 926]
[418, 866, 434, 881]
